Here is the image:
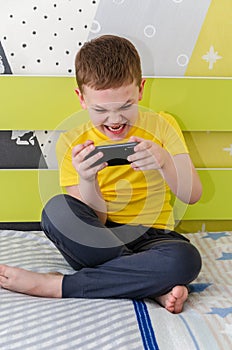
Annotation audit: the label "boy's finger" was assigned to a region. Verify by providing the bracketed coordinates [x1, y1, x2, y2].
[83, 140, 94, 147]
[129, 136, 143, 143]
[73, 144, 95, 160]
[72, 144, 85, 157]
[83, 150, 104, 167]
[72, 141, 94, 157]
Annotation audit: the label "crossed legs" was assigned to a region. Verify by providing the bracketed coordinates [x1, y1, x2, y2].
[0, 195, 201, 313]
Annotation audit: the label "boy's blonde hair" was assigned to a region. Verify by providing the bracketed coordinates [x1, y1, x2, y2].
[75, 35, 142, 93]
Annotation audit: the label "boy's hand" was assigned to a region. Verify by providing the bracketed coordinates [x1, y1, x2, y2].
[72, 140, 107, 181]
[127, 136, 168, 171]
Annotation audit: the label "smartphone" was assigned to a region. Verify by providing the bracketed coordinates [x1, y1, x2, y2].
[85, 141, 138, 167]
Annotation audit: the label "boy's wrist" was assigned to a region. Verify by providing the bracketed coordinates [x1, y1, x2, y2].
[79, 176, 98, 187]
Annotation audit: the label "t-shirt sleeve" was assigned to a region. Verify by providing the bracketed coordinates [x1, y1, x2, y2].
[56, 132, 79, 187]
[158, 112, 189, 156]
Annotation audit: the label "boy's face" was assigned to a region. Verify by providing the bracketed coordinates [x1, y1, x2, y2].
[76, 80, 146, 140]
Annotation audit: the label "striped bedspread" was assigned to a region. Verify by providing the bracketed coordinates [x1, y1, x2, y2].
[0, 230, 231, 350]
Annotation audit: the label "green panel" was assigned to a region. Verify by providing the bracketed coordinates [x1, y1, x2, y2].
[0, 170, 60, 222]
[0, 76, 80, 130]
[1, 76, 231, 223]
[175, 169, 232, 220]
[183, 131, 232, 168]
[1, 169, 231, 222]
[176, 220, 232, 233]
[1, 76, 231, 130]
[140, 78, 232, 131]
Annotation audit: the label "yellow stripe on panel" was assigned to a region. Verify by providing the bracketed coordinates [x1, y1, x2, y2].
[185, 0, 232, 77]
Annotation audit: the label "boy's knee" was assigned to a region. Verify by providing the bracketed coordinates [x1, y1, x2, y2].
[173, 242, 202, 282]
[41, 194, 69, 232]
[41, 194, 76, 219]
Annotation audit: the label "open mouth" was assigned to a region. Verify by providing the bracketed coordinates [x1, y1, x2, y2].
[104, 124, 127, 135]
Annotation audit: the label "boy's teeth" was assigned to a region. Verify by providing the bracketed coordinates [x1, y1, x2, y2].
[109, 126, 120, 130]
[107, 125, 124, 131]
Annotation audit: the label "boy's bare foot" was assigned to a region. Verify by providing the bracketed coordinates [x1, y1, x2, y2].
[155, 285, 188, 313]
[0, 264, 63, 298]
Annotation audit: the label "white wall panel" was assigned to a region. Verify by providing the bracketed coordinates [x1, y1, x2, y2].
[88, 0, 211, 76]
[0, 0, 99, 75]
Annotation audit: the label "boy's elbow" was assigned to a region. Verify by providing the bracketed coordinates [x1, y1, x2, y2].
[189, 183, 203, 204]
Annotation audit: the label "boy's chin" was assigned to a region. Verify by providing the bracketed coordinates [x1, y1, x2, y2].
[107, 135, 125, 141]
[105, 132, 128, 141]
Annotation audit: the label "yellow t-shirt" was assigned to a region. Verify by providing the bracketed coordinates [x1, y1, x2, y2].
[56, 111, 188, 230]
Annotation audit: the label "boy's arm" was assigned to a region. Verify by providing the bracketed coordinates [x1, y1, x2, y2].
[66, 183, 107, 224]
[66, 141, 108, 224]
[159, 152, 202, 204]
[128, 137, 202, 204]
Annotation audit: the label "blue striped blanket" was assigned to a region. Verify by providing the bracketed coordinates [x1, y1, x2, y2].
[0, 230, 231, 349]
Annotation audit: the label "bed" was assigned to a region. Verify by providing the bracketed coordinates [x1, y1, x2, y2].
[0, 229, 231, 350]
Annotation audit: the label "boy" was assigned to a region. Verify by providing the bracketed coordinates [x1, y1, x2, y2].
[0, 35, 202, 313]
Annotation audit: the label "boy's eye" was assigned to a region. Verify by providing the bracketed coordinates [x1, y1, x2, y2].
[92, 103, 133, 114]
[119, 104, 133, 111]
[121, 103, 133, 109]
[94, 108, 108, 113]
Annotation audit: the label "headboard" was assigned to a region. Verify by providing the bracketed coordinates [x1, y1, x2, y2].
[1, 76, 231, 230]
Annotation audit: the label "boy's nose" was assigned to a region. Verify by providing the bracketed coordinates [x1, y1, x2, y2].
[106, 111, 124, 124]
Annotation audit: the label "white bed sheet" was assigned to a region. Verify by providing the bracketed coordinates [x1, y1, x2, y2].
[0, 230, 231, 350]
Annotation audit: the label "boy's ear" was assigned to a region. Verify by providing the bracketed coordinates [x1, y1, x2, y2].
[75, 88, 87, 109]
[138, 78, 146, 100]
